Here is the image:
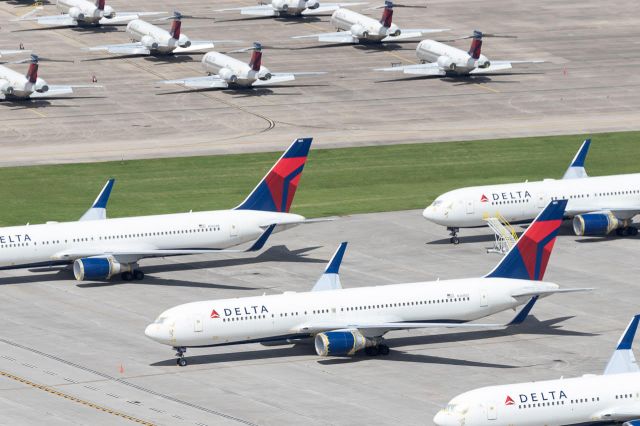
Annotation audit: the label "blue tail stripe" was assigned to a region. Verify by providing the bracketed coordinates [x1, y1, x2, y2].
[93, 178, 114, 209]
[279, 163, 305, 212]
[325, 242, 348, 274]
[618, 314, 640, 350]
[283, 137, 312, 158]
[508, 296, 539, 326]
[571, 139, 591, 167]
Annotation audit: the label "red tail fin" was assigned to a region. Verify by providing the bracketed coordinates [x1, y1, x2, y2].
[248, 42, 263, 71]
[468, 30, 483, 59]
[170, 19, 181, 39]
[26, 63, 38, 83]
[380, 1, 393, 27]
[96, 0, 105, 10]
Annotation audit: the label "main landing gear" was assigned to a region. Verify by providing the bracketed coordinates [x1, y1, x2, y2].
[365, 343, 390, 356]
[120, 270, 145, 281]
[448, 227, 460, 245]
[174, 346, 187, 367]
[616, 226, 639, 237]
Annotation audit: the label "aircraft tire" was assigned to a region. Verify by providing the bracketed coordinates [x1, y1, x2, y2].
[177, 358, 187, 367]
[133, 270, 144, 280]
[121, 271, 133, 281]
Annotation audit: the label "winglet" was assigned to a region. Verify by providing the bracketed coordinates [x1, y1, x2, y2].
[79, 178, 115, 221]
[562, 139, 591, 179]
[485, 199, 567, 281]
[246, 224, 277, 252]
[604, 314, 640, 375]
[311, 242, 347, 292]
[506, 296, 538, 326]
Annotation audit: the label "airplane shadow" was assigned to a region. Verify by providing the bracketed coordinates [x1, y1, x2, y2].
[215, 16, 326, 24]
[1, 96, 107, 109]
[289, 41, 412, 52]
[12, 25, 122, 33]
[82, 54, 196, 63]
[427, 234, 496, 245]
[150, 315, 594, 367]
[156, 84, 326, 96]
[375, 71, 545, 84]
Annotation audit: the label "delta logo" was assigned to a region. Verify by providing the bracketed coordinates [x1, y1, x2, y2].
[480, 194, 489, 203]
[505, 396, 515, 406]
[210, 309, 220, 319]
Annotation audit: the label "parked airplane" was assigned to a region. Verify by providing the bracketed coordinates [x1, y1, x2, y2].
[0, 54, 100, 99]
[0, 138, 314, 281]
[434, 314, 640, 426]
[17, 0, 164, 27]
[216, 0, 367, 17]
[291, 1, 447, 44]
[145, 199, 590, 366]
[161, 42, 325, 89]
[375, 30, 543, 77]
[423, 139, 640, 243]
[84, 12, 220, 56]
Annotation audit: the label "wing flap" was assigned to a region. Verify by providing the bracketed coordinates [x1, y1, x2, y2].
[252, 74, 296, 86]
[469, 62, 513, 74]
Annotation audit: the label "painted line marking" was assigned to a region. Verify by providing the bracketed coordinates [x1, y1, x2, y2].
[383, 50, 418, 65]
[28, 108, 47, 118]
[474, 83, 500, 93]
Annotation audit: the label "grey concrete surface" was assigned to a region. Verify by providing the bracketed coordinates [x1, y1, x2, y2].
[0, 0, 639, 166]
[0, 209, 638, 425]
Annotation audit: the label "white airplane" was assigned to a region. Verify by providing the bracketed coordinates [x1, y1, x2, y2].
[0, 54, 100, 99]
[291, 1, 447, 44]
[16, 0, 164, 27]
[84, 12, 221, 56]
[0, 138, 314, 281]
[423, 139, 640, 244]
[145, 199, 590, 367]
[433, 314, 640, 426]
[216, 0, 367, 17]
[161, 42, 326, 89]
[375, 30, 543, 77]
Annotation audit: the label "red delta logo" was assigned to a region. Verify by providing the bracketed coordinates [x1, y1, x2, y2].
[210, 309, 220, 319]
[480, 194, 489, 202]
[505, 396, 515, 406]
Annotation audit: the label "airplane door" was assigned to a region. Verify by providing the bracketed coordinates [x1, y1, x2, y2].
[487, 402, 497, 420]
[229, 224, 239, 238]
[194, 316, 203, 333]
[466, 199, 474, 214]
[536, 193, 546, 208]
[480, 291, 488, 307]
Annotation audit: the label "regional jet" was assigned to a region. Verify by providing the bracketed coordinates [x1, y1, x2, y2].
[375, 30, 543, 77]
[423, 139, 640, 243]
[0, 138, 314, 281]
[145, 200, 590, 366]
[161, 42, 325, 90]
[434, 314, 640, 426]
[216, 0, 367, 18]
[291, 1, 447, 44]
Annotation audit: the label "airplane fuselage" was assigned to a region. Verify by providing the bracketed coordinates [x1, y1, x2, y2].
[202, 52, 271, 86]
[56, 0, 114, 24]
[126, 20, 188, 54]
[434, 372, 640, 426]
[330, 8, 399, 42]
[145, 277, 559, 348]
[416, 40, 489, 75]
[271, 0, 318, 15]
[423, 173, 640, 228]
[0, 65, 48, 98]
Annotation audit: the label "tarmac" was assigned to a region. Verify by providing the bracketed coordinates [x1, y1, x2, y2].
[0, 209, 638, 425]
[0, 0, 638, 166]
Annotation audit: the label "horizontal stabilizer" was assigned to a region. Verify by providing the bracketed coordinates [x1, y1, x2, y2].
[312, 242, 347, 292]
[562, 139, 591, 179]
[511, 287, 593, 298]
[604, 314, 640, 375]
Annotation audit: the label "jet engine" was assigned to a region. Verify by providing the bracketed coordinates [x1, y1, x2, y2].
[477, 59, 490, 68]
[178, 34, 191, 48]
[34, 79, 49, 93]
[622, 420, 640, 426]
[73, 257, 130, 281]
[102, 5, 115, 19]
[141, 35, 159, 50]
[218, 68, 238, 83]
[314, 330, 378, 356]
[350, 24, 369, 38]
[437, 56, 456, 71]
[68, 6, 85, 20]
[258, 70, 272, 81]
[0, 81, 14, 95]
[305, 0, 320, 9]
[572, 212, 632, 236]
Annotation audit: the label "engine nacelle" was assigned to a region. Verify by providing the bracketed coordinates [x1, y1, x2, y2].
[178, 34, 191, 48]
[315, 330, 375, 356]
[218, 67, 238, 83]
[68, 6, 85, 20]
[73, 257, 130, 281]
[306, 0, 320, 9]
[350, 24, 368, 38]
[102, 5, 115, 19]
[258, 71, 272, 81]
[478, 59, 490, 68]
[35, 79, 49, 93]
[437, 56, 456, 71]
[572, 213, 629, 236]
[141, 35, 159, 50]
[622, 420, 640, 426]
[0, 81, 14, 95]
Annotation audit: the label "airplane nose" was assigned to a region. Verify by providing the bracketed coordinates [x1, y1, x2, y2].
[144, 323, 170, 344]
[423, 206, 434, 220]
[433, 411, 461, 426]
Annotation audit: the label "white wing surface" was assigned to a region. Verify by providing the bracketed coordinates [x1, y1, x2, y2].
[161, 75, 229, 89]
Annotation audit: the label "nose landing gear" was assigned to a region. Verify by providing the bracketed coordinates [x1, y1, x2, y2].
[174, 346, 187, 367]
[448, 227, 460, 244]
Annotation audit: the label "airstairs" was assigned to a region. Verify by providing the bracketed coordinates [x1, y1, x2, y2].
[484, 214, 518, 254]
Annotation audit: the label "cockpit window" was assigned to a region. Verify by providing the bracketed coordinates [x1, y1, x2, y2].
[154, 316, 167, 324]
[431, 199, 444, 207]
[445, 404, 457, 412]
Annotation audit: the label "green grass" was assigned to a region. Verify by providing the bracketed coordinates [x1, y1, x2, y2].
[2, 131, 640, 226]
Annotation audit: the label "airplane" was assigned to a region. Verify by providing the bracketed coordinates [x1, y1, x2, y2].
[0, 54, 100, 100]
[216, 0, 368, 18]
[16, 0, 164, 27]
[0, 138, 314, 281]
[160, 42, 326, 90]
[375, 30, 543, 77]
[433, 314, 640, 426]
[422, 139, 640, 244]
[291, 1, 448, 44]
[145, 199, 590, 367]
[84, 12, 223, 56]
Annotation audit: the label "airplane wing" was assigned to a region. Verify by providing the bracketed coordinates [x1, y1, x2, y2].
[292, 32, 359, 44]
[85, 43, 151, 55]
[469, 60, 544, 75]
[99, 12, 166, 25]
[216, 5, 277, 16]
[30, 84, 102, 98]
[374, 63, 445, 76]
[33, 14, 78, 26]
[382, 29, 448, 42]
[160, 76, 229, 89]
[252, 72, 325, 87]
[594, 410, 640, 422]
[51, 224, 276, 263]
[301, 2, 368, 15]
[173, 41, 215, 53]
[565, 207, 640, 217]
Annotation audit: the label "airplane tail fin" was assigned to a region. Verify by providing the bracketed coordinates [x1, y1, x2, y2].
[248, 42, 263, 71]
[379, 1, 393, 27]
[562, 139, 591, 179]
[79, 178, 114, 221]
[468, 30, 483, 60]
[169, 11, 182, 39]
[604, 314, 640, 375]
[485, 199, 567, 281]
[96, 0, 105, 10]
[25, 54, 38, 83]
[234, 138, 312, 213]
[312, 242, 347, 292]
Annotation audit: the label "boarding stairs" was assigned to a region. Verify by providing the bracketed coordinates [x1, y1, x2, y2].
[484, 214, 518, 255]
